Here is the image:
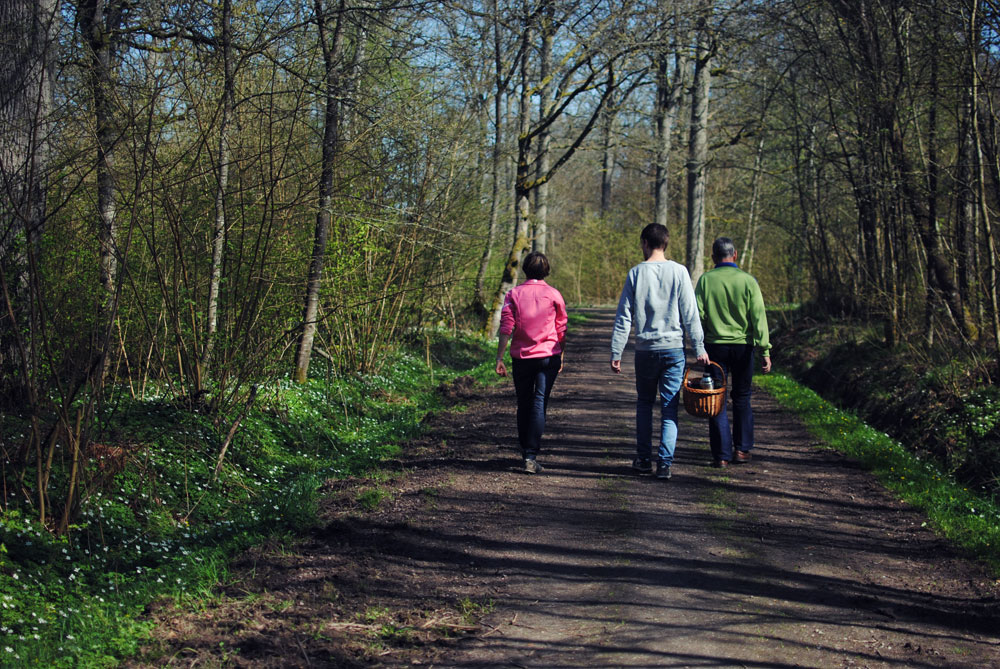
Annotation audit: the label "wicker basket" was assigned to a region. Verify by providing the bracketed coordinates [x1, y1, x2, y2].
[682, 361, 726, 418]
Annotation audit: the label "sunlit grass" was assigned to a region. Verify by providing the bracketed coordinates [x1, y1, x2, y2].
[757, 373, 1000, 575]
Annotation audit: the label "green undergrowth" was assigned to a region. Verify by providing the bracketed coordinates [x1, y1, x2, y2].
[757, 373, 1000, 576]
[0, 330, 497, 667]
[770, 311, 1000, 495]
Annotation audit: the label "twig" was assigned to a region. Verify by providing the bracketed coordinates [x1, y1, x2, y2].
[293, 635, 312, 666]
[213, 385, 258, 482]
[480, 622, 505, 638]
[325, 622, 376, 632]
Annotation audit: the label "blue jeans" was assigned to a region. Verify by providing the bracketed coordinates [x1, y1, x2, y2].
[511, 354, 561, 459]
[634, 348, 685, 466]
[705, 343, 755, 462]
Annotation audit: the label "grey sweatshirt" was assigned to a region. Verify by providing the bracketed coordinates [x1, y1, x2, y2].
[610, 260, 706, 360]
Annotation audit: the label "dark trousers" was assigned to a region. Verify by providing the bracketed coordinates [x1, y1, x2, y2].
[511, 354, 561, 459]
[705, 343, 755, 462]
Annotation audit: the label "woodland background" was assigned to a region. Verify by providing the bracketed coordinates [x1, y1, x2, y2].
[4, 0, 1000, 590]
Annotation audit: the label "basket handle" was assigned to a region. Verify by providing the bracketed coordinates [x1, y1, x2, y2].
[685, 360, 727, 387]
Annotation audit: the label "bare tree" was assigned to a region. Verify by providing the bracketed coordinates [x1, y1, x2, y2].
[484, 0, 629, 335]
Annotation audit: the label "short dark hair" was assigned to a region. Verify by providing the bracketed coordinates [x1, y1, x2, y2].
[522, 251, 550, 280]
[640, 223, 669, 251]
[712, 237, 736, 260]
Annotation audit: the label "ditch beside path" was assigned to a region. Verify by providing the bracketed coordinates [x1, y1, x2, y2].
[134, 308, 1000, 668]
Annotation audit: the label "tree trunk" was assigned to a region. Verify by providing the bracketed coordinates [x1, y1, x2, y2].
[742, 134, 765, 273]
[653, 5, 687, 231]
[600, 100, 615, 217]
[474, 0, 505, 312]
[974, 109, 1000, 355]
[486, 15, 534, 338]
[294, 0, 347, 383]
[971, 6, 1000, 357]
[922, 13, 943, 346]
[79, 0, 124, 384]
[685, 16, 711, 284]
[890, 123, 971, 340]
[532, 0, 554, 253]
[957, 71, 976, 319]
[0, 0, 56, 404]
[199, 0, 235, 383]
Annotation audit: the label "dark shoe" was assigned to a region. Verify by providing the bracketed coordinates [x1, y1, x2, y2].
[656, 463, 672, 480]
[734, 450, 752, 464]
[524, 458, 544, 474]
[712, 459, 729, 468]
[631, 457, 652, 474]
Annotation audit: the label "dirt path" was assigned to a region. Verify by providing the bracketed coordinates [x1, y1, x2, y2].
[135, 309, 1000, 668]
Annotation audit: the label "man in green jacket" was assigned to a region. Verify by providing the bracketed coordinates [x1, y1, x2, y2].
[694, 237, 772, 467]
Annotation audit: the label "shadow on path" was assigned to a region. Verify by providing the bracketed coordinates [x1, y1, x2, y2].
[130, 308, 1000, 669]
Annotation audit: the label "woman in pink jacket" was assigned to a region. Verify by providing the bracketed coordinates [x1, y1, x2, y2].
[495, 252, 568, 474]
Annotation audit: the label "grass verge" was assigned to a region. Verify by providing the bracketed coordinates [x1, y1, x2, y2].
[757, 373, 1000, 576]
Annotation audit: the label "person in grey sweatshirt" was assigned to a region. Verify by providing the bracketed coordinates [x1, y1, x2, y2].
[610, 223, 709, 480]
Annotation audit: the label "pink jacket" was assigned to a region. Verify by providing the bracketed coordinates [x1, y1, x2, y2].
[499, 280, 568, 359]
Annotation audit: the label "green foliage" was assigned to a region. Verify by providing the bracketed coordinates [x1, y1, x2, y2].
[355, 487, 391, 511]
[358, 605, 390, 623]
[0, 332, 496, 667]
[757, 373, 1000, 575]
[456, 597, 494, 625]
[548, 215, 635, 306]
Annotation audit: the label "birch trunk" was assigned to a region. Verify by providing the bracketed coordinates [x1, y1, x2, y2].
[742, 135, 765, 273]
[199, 0, 235, 383]
[294, 0, 347, 383]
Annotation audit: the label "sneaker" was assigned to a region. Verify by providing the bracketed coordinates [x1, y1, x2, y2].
[524, 458, 544, 474]
[734, 450, 752, 464]
[631, 457, 652, 474]
[656, 463, 672, 480]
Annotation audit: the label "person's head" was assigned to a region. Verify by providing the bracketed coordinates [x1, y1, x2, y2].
[711, 237, 737, 262]
[522, 251, 550, 280]
[640, 223, 669, 255]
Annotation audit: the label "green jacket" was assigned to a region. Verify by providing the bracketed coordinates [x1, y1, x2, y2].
[694, 264, 771, 356]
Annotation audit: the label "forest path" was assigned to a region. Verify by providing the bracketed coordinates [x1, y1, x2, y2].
[133, 309, 1000, 668]
[432, 309, 1000, 668]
